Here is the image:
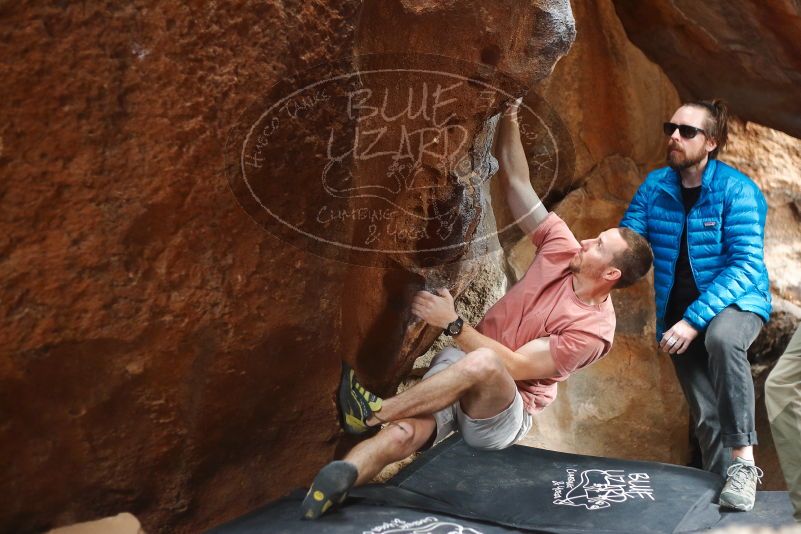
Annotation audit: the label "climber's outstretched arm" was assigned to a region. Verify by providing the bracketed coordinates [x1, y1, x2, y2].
[494, 99, 549, 235]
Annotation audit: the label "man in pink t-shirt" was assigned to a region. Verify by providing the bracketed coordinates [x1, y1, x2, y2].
[476, 211, 617, 415]
[302, 99, 654, 520]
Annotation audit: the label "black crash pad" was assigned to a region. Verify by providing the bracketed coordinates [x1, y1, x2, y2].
[210, 436, 797, 533]
[212, 491, 528, 534]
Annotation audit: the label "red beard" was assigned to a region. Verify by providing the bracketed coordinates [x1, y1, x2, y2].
[667, 142, 705, 170]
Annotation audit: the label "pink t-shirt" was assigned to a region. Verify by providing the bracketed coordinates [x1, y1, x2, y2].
[475, 213, 616, 414]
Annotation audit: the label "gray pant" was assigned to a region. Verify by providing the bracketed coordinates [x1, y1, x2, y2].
[765, 324, 801, 521]
[669, 306, 763, 478]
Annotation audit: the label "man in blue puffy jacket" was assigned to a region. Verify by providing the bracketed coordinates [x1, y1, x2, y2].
[621, 99, 771, 512]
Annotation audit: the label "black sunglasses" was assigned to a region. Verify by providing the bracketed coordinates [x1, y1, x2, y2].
[663, 122, 706, 139]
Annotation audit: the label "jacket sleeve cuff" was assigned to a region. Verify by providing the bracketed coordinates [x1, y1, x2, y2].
[681, 313, 706, 332]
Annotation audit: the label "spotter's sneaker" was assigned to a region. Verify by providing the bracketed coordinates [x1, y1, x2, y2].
[719, 457, 763, 512]
[301, 461, 358, 519]
[338, 363, 383, 435]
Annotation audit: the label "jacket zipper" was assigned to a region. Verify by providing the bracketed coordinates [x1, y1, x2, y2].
[662, 190, 703, 322]
[685, 204, 700, 289]
[661, 215, 684, 321]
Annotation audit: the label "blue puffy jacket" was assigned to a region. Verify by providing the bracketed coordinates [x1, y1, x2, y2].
[620, 159, 771, 340]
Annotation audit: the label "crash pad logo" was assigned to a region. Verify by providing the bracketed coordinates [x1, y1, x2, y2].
[225, 53, 573, 267]
[552, 468, 655, 511]
[364, 516, 483, 534]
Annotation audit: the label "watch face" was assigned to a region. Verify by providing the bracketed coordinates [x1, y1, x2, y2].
[447, 318, 462, 335]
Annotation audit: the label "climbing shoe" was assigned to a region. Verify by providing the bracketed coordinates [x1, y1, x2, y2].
[301, 461, 358, 519]
[719, 457, 763, 512]
[338, 362, 383, 435]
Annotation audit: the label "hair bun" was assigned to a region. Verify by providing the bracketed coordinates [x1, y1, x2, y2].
[687, 99, 729, 159]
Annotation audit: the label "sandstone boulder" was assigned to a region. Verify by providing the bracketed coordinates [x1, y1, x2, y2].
[612, 0, 801, 139]
[0, 1, 576, 532]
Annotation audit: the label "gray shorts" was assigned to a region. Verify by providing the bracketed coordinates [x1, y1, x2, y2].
[423, 347, 532, 450]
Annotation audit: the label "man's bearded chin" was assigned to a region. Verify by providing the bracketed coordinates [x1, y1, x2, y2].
[667, 145, 707, 171]
[568, 255, 580, 274]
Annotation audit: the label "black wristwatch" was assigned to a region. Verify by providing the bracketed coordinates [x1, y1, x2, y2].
[444, 316, 464, 337]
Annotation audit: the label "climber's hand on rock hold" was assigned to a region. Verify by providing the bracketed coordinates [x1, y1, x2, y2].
[412, 288, 458, 329]
[660, 319, 699, 355]
[502, 96, 523, 118]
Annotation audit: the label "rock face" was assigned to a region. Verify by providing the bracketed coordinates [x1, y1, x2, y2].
[1, 3, 363, 532]
[335, 0, 577, 392]
[721, 119, 801, 308]
[4, 0, 800, 532]
[612, 0, 801, 139]
[0, 1, 575, 532]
